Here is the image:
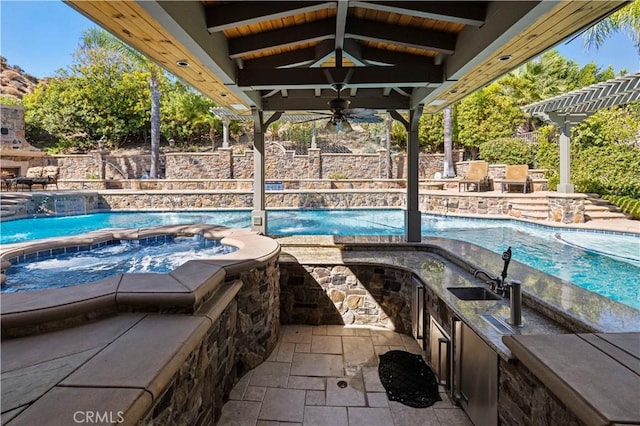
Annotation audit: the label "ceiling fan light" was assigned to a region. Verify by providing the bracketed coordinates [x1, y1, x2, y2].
[338, 119, 353, 133]
[325, 120, 338, 133]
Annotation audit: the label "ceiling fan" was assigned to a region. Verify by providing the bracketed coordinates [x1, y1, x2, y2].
[310, 83, 383, 133]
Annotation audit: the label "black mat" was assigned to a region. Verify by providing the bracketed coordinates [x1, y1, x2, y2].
[378, 350, 441, 408]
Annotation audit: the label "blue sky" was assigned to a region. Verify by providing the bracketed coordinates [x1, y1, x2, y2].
[1, 0, 639, 79]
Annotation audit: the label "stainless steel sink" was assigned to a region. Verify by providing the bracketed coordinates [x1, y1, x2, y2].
[447, 287, 501, 301]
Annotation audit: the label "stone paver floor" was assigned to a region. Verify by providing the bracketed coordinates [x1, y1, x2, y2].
[219, 324, 472, 426]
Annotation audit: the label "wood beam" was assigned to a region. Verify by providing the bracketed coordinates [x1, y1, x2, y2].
[206, 1, 336, 32]
[262, 90, 410, 111]
[351, 1, 486, 26]
[238, 65, 444, 89]
[346, 18, 456, 54]
[228, 19, 335, 58]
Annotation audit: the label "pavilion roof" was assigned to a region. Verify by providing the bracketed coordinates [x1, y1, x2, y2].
[522, 73, 640, 116]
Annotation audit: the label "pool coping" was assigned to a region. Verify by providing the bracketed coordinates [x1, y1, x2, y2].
[0, 224, 280, 337]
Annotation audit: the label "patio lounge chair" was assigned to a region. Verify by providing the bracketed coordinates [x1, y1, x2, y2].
[501, 165, 532, 193]
[14, 166, 59, 191]
[458, 161, 491, 192]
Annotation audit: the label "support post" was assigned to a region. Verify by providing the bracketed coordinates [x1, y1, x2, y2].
[251, 109, 282, 234]
[390, 107, 422, 242]
[547, 112, 591, 194]
[222, 117, 230, 148]
[557, 119, 574, 193]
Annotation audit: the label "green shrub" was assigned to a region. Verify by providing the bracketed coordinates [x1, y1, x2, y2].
[603, 195, 640, 219]
[535, 137, 559, 190]
[572, 145, 640, 198]
[479, 137, 534, 166]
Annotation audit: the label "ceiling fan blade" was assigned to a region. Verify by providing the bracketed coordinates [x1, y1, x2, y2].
[347, 116, 384, 123]
[343, 108, 377, 117]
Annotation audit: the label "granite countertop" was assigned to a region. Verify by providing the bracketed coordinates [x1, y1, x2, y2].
[277, 235, 640, 360]
[503, 332, 640, 426]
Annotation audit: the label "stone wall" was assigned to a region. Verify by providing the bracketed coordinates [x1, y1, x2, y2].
[420, 193, 510, 215]
[498, 358, 583, 426]
[52, 142, 458, 181]
[279, 262, 413, 334]
[166, 150, 233, 179]
[321, 151, 388, 179]
[19, 191, 585, 223]
[99, 190, 405, 210]
[144, 258, 280, 425]
[395, 150, 464, 179]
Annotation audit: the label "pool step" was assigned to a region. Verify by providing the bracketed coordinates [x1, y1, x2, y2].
[584, 197, 629, 221]
[0, 194, 31, 220]
[507, 198, 548, 220]
[507, 196, 631, 222]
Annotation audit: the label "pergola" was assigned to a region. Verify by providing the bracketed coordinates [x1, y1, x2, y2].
[65, 0, 629, 240]
[523, 73, 640, 193]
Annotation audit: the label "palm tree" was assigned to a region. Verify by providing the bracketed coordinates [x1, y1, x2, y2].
[82, 28, 163, 178]
[583, 0, 640, 54]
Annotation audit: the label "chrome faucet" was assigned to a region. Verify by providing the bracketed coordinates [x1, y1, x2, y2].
[473, 268, 501, 291]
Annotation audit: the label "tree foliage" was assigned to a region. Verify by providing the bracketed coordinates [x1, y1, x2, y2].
[456, 82, 526, 156]
[479, 137, 535, 166]
[23, 48, 150, 152]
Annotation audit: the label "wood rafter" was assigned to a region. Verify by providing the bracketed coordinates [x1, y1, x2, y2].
[351, 1, 486, 26]
[346, 18, 457, 54]
[206, 1, 336, 32]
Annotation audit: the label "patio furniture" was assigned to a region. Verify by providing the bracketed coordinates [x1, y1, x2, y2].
[501, 165, 532, 193]
[458, 161, 491, 192]
[14, 166, 60, 191]
[1, 174, 16, 191]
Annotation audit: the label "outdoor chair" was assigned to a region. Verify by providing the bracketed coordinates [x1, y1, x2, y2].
[500, 165, 532, 193]
[458, 161, 491, 192]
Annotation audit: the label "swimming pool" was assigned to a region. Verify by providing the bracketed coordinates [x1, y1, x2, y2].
[1, 209, 638, 309]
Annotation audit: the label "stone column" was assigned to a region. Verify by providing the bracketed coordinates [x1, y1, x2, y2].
[218, 147, 233, 179]
[377, 149, 387, 179]
[92, 151, 106, 180]
[308, 148, 321, 179]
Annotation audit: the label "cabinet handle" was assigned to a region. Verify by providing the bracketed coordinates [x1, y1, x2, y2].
[416, 285, 424, 339]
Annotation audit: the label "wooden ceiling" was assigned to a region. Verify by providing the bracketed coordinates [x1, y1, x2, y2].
[66, 1, 628, 115]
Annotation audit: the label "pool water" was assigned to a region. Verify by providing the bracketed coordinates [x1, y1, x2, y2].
[3, 236, 236, 293]
[1, 209, 638, 309]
